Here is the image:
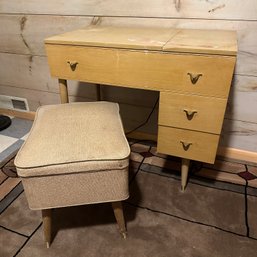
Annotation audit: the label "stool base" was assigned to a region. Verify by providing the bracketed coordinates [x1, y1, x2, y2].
[42, 201, 127, 247]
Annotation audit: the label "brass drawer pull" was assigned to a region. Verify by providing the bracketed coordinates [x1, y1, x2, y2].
[187, 73, 202, 84]
[180, 141, 192, 151]
[67, 61, 78, 71]
[183, 109, 198, 120]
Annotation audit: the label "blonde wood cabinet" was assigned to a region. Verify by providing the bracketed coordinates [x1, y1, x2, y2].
[45, 26, 237, 191]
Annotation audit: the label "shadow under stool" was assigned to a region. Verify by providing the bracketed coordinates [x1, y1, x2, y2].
[14, 102, 130, 247]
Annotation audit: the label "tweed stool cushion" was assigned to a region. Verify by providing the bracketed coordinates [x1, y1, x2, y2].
[14, 102, 130, 210]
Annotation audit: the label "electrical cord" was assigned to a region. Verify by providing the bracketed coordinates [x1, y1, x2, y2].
[125, 96, 159, 136]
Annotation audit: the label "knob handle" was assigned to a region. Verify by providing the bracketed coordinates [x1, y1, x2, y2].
[67, 61, 78, 71]
[187, 73, 202, 84]
[180, 141, 192, 151]
[183, 109, 198, 120]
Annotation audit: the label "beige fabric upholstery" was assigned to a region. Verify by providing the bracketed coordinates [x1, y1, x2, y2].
[15, 102, 130, 210]
[15, 102, 130, 176]
[21, 168, 129, 210]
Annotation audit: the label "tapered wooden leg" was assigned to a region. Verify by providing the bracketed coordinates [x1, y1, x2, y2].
[42, 209, 52, 248]
[112, 201, 127, 239]
[181, 158, 190, 192]
[58, 79, 69, 103]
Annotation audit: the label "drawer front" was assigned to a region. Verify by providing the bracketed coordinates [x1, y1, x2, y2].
[159, 92, 227, 134]
[161, 53, 235, 98]
[45, 44, 235, 98]
[157, 126, 219, 163]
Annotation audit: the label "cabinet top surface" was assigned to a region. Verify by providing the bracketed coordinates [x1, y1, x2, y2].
[45, 26, 237, 56]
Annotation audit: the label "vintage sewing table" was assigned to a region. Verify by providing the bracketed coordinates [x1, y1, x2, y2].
[45, 26, 237, 191]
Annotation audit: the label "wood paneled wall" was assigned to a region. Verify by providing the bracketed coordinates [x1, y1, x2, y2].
[0, 1, 257, 152]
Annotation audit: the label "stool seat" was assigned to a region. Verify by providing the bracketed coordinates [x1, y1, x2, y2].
[15, 102, 130, 212]
[15, 102, 130, 176]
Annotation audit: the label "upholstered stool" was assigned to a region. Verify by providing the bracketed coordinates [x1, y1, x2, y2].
[14, 102, 130, 247]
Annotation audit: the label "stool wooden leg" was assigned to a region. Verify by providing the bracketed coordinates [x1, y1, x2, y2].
[181, 158, 190, 192]
[112, 201, 127, 239]
[42, 209, 52, 248]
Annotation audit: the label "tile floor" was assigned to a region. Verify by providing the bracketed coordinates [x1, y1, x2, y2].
[0, 117, 32, 162]
[0, 117, 257, 257]
[0, 117, 32, 209]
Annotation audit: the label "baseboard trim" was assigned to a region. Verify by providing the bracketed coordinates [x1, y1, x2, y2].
[217, 147, 257, 165]
[0, 108, 35, 120]
[1, 109, 256, 164]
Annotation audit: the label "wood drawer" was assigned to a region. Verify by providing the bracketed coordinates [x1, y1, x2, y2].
[157, 126, 219, 163]
[45, 44, 235, 98]
[159, 92, 227, 134]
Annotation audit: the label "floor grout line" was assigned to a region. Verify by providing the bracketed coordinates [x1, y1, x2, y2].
[125, 201, 257, 241]
[13, 222, 43, 257]
[0, 225, 29, 238]
[0, 182, 23, 215]
[0, 176, 9, 186]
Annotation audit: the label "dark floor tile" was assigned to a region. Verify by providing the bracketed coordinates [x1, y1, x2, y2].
[17, 205, 257, 257]
[140, 163, 246, 195]
[247, 186, 257, 197]
[203, 159, 246, 174]
[0, 182, 23, 214]
[0, 227, 27, 257]
[0, 193, 41, 236]
[248, 194, 257, 239]
[0, 172, 8, 184]
[129, 171, 247, 235]
[248, 165, 257, 176]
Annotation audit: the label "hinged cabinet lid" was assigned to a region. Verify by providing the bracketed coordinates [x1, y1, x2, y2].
[163, 29, 237, 56]
[45, 26, 237, 56]
[45, 26, 177, 51]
